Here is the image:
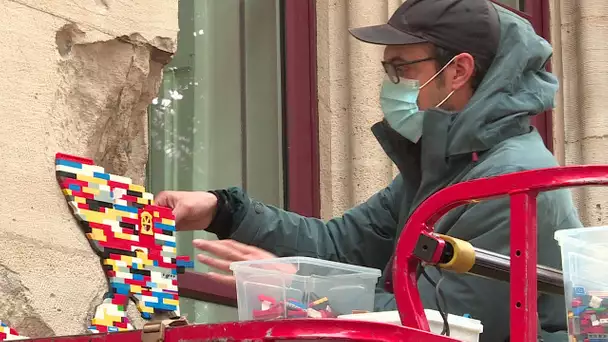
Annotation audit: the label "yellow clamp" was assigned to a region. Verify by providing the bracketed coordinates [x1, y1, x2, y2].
[436, 234, 476, 274]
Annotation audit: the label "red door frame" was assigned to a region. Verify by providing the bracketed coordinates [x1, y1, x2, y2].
[283, 0, 320, 218]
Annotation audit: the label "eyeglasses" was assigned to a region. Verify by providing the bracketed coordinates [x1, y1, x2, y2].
[382, 57, 435, 84]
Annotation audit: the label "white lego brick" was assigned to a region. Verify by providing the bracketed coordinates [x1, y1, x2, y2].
[154, 234, 176, 243]
[115, 271, 133, 280]
[162, 246, 176, 253]
[98, 184, 111, 192]
[114, 260, 128, 268]
[114, 199, 128, 207]
[81, 163, 106, 174]
[109, 174, 133, 185]
[56, 164, 94, 177]
[143, 192, 154, 200]
[141, 295, 159, 303]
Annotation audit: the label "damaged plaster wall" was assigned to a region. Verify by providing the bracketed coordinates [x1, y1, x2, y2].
[0, 0, 177, 337]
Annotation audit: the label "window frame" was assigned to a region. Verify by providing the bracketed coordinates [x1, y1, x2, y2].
[178, 0, 318, 307]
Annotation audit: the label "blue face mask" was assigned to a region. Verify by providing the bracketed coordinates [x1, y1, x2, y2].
[379, 58, 456, 143]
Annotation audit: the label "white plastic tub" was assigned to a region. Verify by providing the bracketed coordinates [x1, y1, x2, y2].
[338, 309, 484, 342]
[555, 227, 608, 340]
[230, 256, 382, 321]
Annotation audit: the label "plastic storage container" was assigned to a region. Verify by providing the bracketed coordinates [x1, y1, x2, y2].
[338, 310, 484, 342]
[555, 227, 608, 341]
[229, 256, 382, 321]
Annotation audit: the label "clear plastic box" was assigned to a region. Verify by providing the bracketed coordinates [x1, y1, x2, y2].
[229, 256, 382, 321]
[555, 227, 608, 340]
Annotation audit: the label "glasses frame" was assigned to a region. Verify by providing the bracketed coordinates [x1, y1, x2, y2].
[382, 57, 435, 84]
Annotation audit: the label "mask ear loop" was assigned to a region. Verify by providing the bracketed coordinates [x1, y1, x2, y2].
[419, 56, 458, 108]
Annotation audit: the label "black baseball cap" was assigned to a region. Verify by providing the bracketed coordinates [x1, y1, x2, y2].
[349, 0, 500, 69]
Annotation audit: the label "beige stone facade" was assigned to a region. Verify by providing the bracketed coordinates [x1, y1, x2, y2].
[0, 0, 177, 337]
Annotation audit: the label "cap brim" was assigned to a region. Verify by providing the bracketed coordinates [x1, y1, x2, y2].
[348, 24, 427, 45]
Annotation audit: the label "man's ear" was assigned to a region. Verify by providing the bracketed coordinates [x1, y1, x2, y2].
[450, 53, 475, 91]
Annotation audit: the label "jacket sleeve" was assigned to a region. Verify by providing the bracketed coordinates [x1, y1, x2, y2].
[206, 176, 404, 270]
[417, 187, 579, 342]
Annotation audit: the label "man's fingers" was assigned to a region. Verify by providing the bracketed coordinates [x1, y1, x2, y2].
[220, 239, 261, 254]
[207, 272, 237, 288]
[154, 191, 173, 207]
[196, 253, 232, 272]
[193, 239, 244, 261]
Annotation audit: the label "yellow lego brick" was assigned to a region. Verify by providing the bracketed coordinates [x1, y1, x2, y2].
[82, 186, 100, 195]
[161, 218, 175, 226]
[62, 189, 73, 196]
[120, 255, 134, 265]
[103, 259, 115, 266]
[129, 184, 146, 193]
[163, 298, 179, 306]
[153, 211, 159, 218]
[137, 197, 149, 205]
[80, 209, 107, 224]
[90, 228, 107, 242]
[141, 305, 154, 314]
[76, 173, 108, 185]
[74, 196, 86, 204]
[91, 317, 121, 327]
[130, 285, 143, 293]
[114, 232, 133, 241]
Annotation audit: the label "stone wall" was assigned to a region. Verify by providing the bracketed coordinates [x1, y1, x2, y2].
[0, 0, 177, 337]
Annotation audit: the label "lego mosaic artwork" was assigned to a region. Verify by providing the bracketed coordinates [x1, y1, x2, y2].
[54, 153, 194, 334]
[568, 286, 608, 341]
[0, 322, 25, 341]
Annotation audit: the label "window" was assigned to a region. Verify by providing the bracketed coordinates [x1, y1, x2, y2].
[147, 0, 284, 323]
[491, 0, 552, 151]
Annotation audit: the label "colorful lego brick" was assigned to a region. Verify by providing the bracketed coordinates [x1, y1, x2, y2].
[0, 321, 26, 341]
[55, 153, 194, 334]
[568, 286, 608, 341]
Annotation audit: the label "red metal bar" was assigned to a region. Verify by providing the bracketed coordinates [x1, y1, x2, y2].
[284, 0, 321, 218]
[510, 192, 538, 341]
[391, 165, 608, 341]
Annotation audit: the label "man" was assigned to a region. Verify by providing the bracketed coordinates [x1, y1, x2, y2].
[157, 0, 580, 340]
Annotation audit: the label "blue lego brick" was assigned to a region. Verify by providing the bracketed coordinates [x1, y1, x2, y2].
[141, 312, 152, 320]
[146, 282, 157, 288]
[68, 184, 81, 192]
[93, 172, 111, 180]
[111, 282, 131, 295]
[154, 222, 175, 231]
[115, 204, 138, 214]
[574, 286, 587, 296]
[146, 301, 177, 311]
[151, 291, 175, 299]
[573, 306, 588, 316]
[56, 159, 83, 169]
[0, 322, 7, 327]
[177, 259, 194, 268]
[164, 241, 176, 247]
[108, 326, 120, 332]
[133, 273, 144, 281]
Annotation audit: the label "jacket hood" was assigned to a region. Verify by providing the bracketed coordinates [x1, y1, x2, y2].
[444, 4, 558, 156]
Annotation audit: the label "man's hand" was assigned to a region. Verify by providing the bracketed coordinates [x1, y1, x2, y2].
[155, 191, 218, 231]
[194, 239, 294, 287]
